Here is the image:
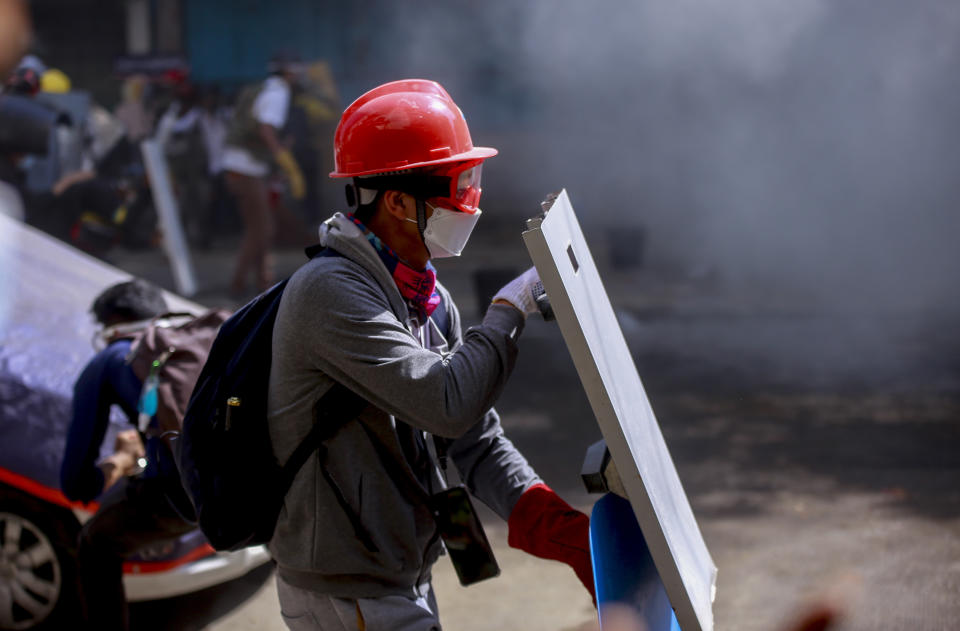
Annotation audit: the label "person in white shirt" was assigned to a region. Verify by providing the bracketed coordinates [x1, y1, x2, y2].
[114, 75, 153, 144]
[196, 85, 232, 247]
[222, 55, 306, 296]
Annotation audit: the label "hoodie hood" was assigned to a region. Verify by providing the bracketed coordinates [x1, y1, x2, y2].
[318, 212, 411, 324]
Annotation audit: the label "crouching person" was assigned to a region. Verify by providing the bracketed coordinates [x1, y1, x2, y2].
[60, 279, 195, 631]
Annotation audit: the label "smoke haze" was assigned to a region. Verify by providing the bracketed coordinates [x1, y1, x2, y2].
[365, 0, 960, 315]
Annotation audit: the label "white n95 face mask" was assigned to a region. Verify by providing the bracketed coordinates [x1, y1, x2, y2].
[421, 204, 482, 258]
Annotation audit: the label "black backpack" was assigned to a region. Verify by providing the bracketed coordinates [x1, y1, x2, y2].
[177, 248, 369, 551]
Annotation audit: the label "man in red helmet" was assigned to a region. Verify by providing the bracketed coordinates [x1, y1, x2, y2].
[267, 79, 594, 630]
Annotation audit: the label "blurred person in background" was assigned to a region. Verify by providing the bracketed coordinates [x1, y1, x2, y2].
[0, 55, 43, 194]
[221, 52, 307, 297]
[114, 75, 153, 144]
[3, 54, 42, 96]
[284, 60, 341, 228]
[0, 53, 70, 224]
[3, 60, 156, 255]
[155, 76, 212, 248]
[0, 0, 31, 79]
[197, 84, 235, 246]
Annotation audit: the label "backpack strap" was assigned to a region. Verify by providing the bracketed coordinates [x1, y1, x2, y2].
[280, 383, 367, 481]
[304, 243, 325, 259]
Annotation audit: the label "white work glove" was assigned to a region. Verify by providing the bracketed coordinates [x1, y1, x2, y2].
[492, 267, 541, 317]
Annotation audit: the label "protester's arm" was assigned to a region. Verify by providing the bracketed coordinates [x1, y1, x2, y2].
[278, 259, 527, 438]
[441, 293, 595, 601]
[52, 170, 96, 196]
[60, 343, 142, 502]
[446, 408, 541, 519]
[438, 292, 540, 517]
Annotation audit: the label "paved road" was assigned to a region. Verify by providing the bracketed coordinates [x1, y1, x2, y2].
[114, 223, 958, 630]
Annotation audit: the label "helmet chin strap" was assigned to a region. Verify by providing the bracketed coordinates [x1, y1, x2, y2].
[416, 198, 428, 232]
[398, 198, 432, 264]
[416, 197, 430, 255]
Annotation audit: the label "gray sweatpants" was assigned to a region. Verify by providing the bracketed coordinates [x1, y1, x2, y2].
[277, 574, 442, 631]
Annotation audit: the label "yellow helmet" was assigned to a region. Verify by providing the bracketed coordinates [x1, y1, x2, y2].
[40, 68, 71, 93]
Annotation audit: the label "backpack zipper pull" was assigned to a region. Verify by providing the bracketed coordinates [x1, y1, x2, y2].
[136, 347, 175, 433]
[225, 397, 241, 430]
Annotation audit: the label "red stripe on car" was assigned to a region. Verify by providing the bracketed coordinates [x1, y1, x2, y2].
[122, 543, 217, 574]
[0, 466, 99, 512]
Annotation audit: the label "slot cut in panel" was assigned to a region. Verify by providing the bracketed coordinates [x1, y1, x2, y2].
[567, 243, 580, 274]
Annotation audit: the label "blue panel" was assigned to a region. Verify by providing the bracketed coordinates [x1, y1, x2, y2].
[184, 0, 351, 86]
[590, 493, 681, 631]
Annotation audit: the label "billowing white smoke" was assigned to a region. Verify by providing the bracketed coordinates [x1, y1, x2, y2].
[368, 0, 960, 314]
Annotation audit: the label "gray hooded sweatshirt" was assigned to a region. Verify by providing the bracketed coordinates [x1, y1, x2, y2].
[267, 213, 541, 598]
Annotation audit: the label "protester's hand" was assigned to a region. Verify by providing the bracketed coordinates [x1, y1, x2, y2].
[114, 429, 145, 460]
[508, 482, 595, 604]
[97, 430, 146, 493]
[98, 452, 137, 492]
[492, 267, 542, 318]
[275, 149, 306, 200]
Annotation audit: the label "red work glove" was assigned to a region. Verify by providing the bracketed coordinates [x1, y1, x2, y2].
[507, 483, 596, 603]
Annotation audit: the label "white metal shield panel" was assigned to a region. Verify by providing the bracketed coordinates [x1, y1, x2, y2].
[141, 138, 198, 297]
[523, 190, 716, 631]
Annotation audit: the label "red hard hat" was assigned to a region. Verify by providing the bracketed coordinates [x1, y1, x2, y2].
[330, 79, 497, 178]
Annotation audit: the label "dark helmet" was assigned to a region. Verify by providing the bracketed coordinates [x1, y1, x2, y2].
[268, 50, 303, 76]
[4, 66, 40, 96]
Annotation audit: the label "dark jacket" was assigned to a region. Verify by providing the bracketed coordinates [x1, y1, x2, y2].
[60, 338, 167, 502]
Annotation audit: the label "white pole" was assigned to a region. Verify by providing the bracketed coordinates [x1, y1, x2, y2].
[140, 138, 198, 297]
